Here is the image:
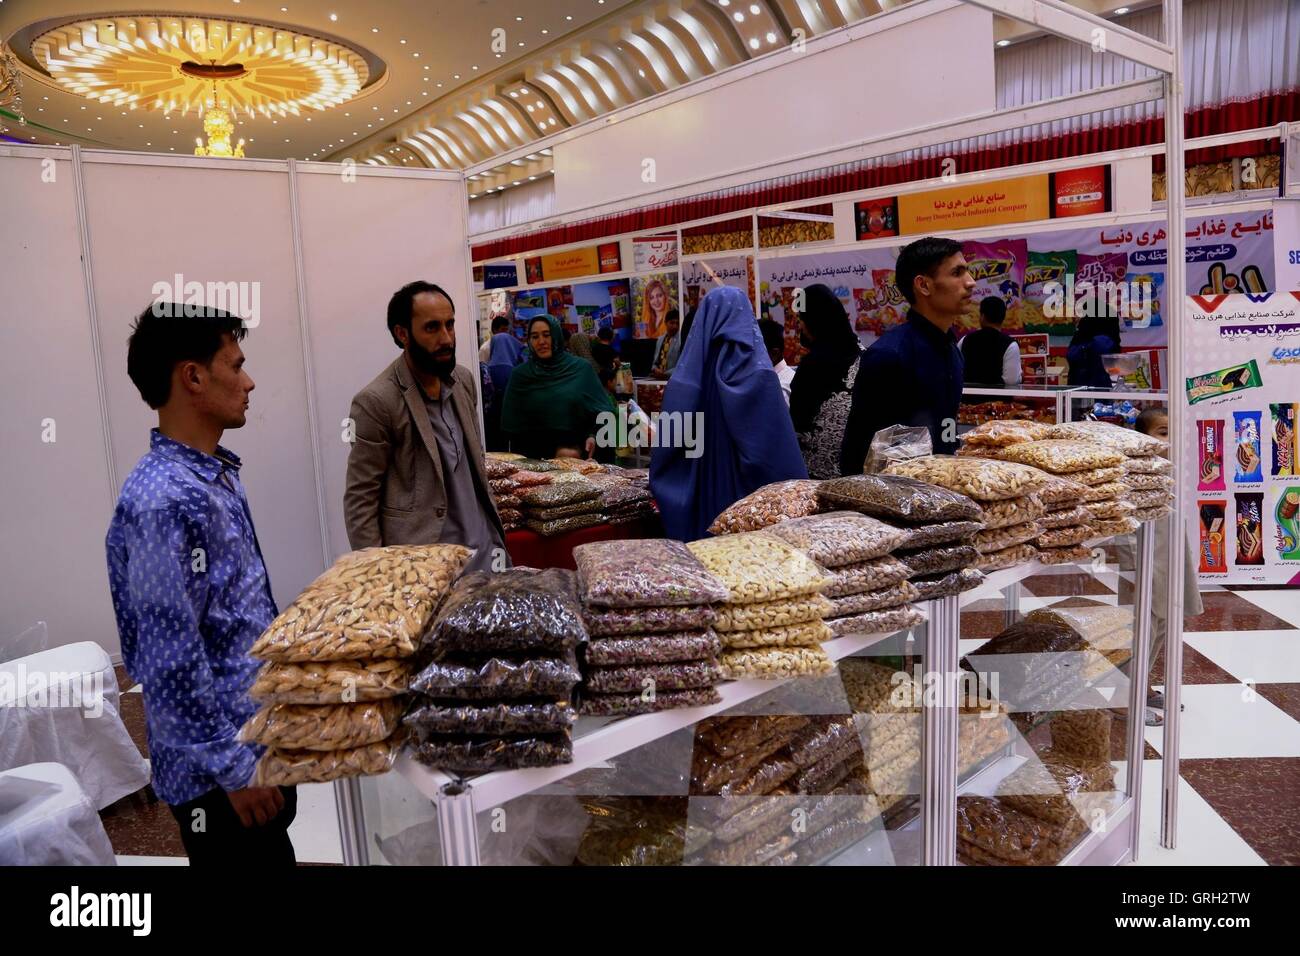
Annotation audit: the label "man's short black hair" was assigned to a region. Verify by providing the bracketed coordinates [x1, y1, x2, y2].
[597, 326, 614, 342]
[665, 309, 680, 326]
[895, 236, 964, 305]
[759, 318, 785, 355]
[979, 295, 1007, 325]
[127, 304, 247, 409]
[490, 315, 510, 333]
[387, 280, 454, 348]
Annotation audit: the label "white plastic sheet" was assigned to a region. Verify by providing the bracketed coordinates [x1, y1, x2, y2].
[0, 642, 150, 809]
[0, 763, 117, 865]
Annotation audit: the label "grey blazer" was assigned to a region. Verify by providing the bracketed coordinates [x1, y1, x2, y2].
[344, 356, 505, 550]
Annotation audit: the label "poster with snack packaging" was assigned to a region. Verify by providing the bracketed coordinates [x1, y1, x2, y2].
[1184, 292, 1300, 584]
[961, 238, 1029, 333]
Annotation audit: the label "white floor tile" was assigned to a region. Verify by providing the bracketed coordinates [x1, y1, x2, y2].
[1145, 683, 1300, 759]
[115, 855, 189, 866]
[1232, 589, 1300, 629]
[124, 685, 142, 694]
[1185, 630, 1300, 684]
[1132, 760, 1266, 866]
[288, 782, 344, 865]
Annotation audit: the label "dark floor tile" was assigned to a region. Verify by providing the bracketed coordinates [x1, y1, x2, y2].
[1256, 684, 1300, 724]
[1021, 572, 1116, 598]
[113, 664, 131, 690]
[118, 690, 149, 758]
[960, 610, 1010, 640]
[1049, 596, 1113, 609]
[1180, 758, 1300, 866]
[100, 789, 187, 858]
[1149, 643, 1239, 686]
[1185, 592, 1297, 632]
[1110, 708, 1161, 760]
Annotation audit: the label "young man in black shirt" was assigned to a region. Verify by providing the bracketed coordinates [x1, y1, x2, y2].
[960, 296, 1022, 386]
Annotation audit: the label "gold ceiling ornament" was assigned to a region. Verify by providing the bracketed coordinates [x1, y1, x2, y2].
[31, 15, 368, 120]
[194, 81, 244, 158]
[1, 47, 25, 119]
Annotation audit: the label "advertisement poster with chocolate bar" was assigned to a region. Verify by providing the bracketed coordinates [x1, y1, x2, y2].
[1184, 292, 1300, 585]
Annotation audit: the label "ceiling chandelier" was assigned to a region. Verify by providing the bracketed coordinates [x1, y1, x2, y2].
[31, 15, 370, 155]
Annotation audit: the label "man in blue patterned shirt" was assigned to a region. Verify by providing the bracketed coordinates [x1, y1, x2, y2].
[106, 304, 296, 864]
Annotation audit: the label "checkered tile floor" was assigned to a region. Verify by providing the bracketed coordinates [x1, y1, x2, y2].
[102, 572, 1299, 866]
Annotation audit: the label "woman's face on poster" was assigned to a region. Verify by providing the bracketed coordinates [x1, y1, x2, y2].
[649, 285, 667, 314]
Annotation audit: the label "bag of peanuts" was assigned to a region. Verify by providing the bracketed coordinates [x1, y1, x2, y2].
[687, 532, 829, 604]
[253, 738, 401, 786]
[248, 658, 414, 705]
[995, 440, 1125, 474]
[1047, 420, 1169, 457]
[883, 456, 1048, 502]
[759, 511, 909, 566]
[575, 538, 729, 608]
[1033, 472, 1091, 507]
[960, 420, 1053, 447]
[239, 699, 406, 751]
[707, 480, 823, 535]
[978, 494, 1045, 530]
[818, 472, 984, 521]
[250, 545, 470, 662]
[712, 594, 832, 632]
[1065, 465, 1126, 486]
[1125, 455, 1173, 475]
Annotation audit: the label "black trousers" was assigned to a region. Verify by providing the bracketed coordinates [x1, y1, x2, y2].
[168, 786, 298, 865]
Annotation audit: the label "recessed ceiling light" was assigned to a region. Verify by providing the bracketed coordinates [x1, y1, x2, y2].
[453, 73, 460, 79]
[526, 104, 535, 112]
[510, 91, 518, 97]
[1114, 6, 1130, 13]
[515, 15, 523, 21]
[766, 32, 777, 44]
[750, 3, 761, 13]
[473, 65, 479, 69]
[413, 52, 420, 57]
[541, 29, 549, 34]
[400, 39, 407, 44]
[329, 13, 337, 21]
[424, 65, 430, 69]
[371, 27, 378, 33]
[996, 39, 1011, 47]
[566, 14, 573, 19]
[528, 175, 536, 180]
[734, 13, 745, 23]
[748, 37, 759, 49]
[518, 41, 525, 46]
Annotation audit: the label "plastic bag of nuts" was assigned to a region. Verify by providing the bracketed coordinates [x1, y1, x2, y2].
[529, 500, 604, 522]
[707, 479, 822, 535]
[1084, 499, 1137, 520]
[818, 472, 985, 519]
[1039, 505, 1090, 530]
[239, 699, 406, 751]
[253, 738, 400, 786]
[547, 457, 605, 474]
[484, 457, 520, 480]
[718, 619, 832, 650]
[525, 513, 604, 536]
[1038, 525, 1093, 548]
[517, 480, 600, 508]
[687, 532, 829, 604]
[788, 717, 860, 768]
[896, 543, 979, 577]
[1037, 544, 1093, 565]
[583, 603, 718, 637]
[427, 568, 586, 655]
[972, 543, 1038, 572]
[1124, 473, 1174, 491]
[411, 733, 573, 772]
[974, 521, 1043, 554]
[713, 753, 802, 798]
[826, 604, 925, 638]
[910, 568, 984, 602]
[961, 419, 1054, 447]
[1047, 420, 1169, 457]
[575, 539, 729, 608]
[713, 594, 832, 633]
[995, 440, 1125, 473]
[695, 715, 811, 760]
[404, 700, 575, 736]
[822, 555, 911, 598]
[978, 494, 1046, 530]
[719, 645, 835, 680]
[411, 651, 581, 700]
[826, 580, 919, 617]
[510, 470, 554, 487]
[251, 545, 471, 662]
[1033, 472, 1091, 507]
[248, 658, 413, 705]
[1062, 464, 1126, 486]
[1049, 709, 1113, 763]
[579, 686, 722, 716]
[488, 477, 519, 496]
[692, 731, 799, 792]
[1092, 516, 1140, 537]
[1135, 506, 1172, 522]
[585, 630, 721, 666]
[1081, 481, 1129, 503]
[883, 455, 1049, 502]
[585, 660, 721, 694]
[759, 512, 909, 566]
[896, 520, 984, 550]
[1125, 455, 1173, 475]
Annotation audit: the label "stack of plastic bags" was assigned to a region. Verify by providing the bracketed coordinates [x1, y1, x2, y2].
[707, 479, 823, 534]
[994, 439, 1136, 538]
[839, 659, 921, 819]
[243, 544, 471, 785]
[483, 454, 525, 530]
[407, 568, 583, 771]
[1031, 471, 1096, 564]
[574, 539, 727, 715]
[762, 512, 921, 637]
[687, 533, 836, 680]
[1048, 420, 1174, 521]
[516, 476, 604, 536]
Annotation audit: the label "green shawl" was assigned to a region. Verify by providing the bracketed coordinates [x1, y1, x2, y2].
[501, 315, 614, 436]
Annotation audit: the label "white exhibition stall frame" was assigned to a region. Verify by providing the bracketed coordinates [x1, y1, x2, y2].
[0, 147, 479, 666]
[460, 0, 1209, 860]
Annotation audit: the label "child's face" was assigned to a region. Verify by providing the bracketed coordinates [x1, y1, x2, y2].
[1144, 414, 1169, 440]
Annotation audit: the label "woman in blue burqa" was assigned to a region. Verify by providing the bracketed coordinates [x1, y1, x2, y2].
[650, 286, 807, 541]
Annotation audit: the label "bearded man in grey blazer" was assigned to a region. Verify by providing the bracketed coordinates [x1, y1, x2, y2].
[344, 281, 507, 573]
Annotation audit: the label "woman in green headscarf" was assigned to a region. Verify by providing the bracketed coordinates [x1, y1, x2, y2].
[501, 315, 615, 460]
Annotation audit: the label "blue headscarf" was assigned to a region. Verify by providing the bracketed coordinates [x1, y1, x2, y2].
[486, 331, 525, 397]
[650, 286, 807, 541]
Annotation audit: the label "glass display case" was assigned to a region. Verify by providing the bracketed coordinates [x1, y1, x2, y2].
[960, 385, 1080, 428]
[336, 527, 1156, 866]
[1067, 389, 1168, 428]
